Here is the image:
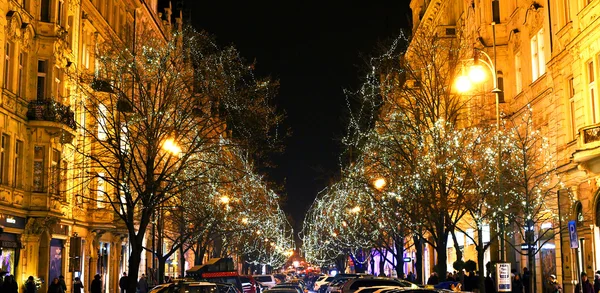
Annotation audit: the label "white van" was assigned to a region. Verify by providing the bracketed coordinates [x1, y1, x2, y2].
[253, 275, 277, 289]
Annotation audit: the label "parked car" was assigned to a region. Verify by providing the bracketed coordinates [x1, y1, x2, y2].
[263, 289, 299, 293]
[149, 281, 219, 293]
[254, 275, 278, 289]
[340, 277, 418, 293]
[314, 276, 333, 292]
[272, 283, 304, 293]
[326, 277, 356, 293]
[240, 275, 259, 293]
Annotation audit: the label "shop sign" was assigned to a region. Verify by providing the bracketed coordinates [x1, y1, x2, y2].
[0, 214, 26, 229]
[1, 240, 18, 248]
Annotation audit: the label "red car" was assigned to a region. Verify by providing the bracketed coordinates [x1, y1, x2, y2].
[241, 275, 259, 293]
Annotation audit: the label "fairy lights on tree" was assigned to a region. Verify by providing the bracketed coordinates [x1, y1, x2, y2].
[68, 24, 284, 291]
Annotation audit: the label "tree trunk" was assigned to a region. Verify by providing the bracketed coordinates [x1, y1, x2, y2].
[414, 235, 423, 284]
[476, 226, 488, 293]
[378, 250, 386, 276]
[157, 256, 167, 284]
[450, 229, 463, 264]
[127, 245, 142, 293]
[435, 224, 448, 283]
[528, 251, 535, 293]
[335, 254, 347, 273]
[394, 236, 405, 278]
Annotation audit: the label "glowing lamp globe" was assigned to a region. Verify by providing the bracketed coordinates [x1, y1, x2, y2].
[373, 178, 387, 190]
[455, 75, 472, 93]
[468, 65, 487, 83]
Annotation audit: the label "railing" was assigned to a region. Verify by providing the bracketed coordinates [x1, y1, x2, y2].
[581, 124, 600, 145]
[27, 99, 76, 130]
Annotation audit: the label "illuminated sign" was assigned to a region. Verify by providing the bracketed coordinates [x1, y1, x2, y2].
[6, 217, 15, 224]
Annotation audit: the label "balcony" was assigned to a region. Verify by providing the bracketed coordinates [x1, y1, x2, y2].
[573, 123, 600, 173]
[27, 99, 76, 143]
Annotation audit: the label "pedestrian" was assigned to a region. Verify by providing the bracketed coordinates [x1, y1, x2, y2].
[48, 277, 64, 293]
[59, 275, 67, 293]
[90, 274, 102, 293]
[427, 272, 439, 285]
[1, 275, 12, 293]
[485, 273, 496, 293]
[138, 273, 149, 293]
[120, 272, 129, 293]
[26, 276, 37, 293]
[407, 271, 415, 282]
[594, 273, 600, 293]
[544, 274, 561, 293]
[73, 277, 84, 293]
[9, 275, 18, 293]
[575, 272, 592, 293]
[512, 274, 524, 293]
[522, 267, 531, 293]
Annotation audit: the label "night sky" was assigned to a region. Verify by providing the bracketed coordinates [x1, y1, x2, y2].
[183, 1, 411, 234]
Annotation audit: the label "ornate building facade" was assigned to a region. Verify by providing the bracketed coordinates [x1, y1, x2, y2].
[0, 0, 185, 292]
[407, 0, 600, 291]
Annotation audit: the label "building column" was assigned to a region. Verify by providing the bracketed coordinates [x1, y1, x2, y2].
[111, 234, 124, 293]
[20, 233, 41, 281]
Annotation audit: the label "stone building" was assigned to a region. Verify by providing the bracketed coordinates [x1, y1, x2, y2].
[0, 0, 184, 292]
[407, 0, 600, 291]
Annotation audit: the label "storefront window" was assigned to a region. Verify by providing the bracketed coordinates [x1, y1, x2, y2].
[49, 239, 63, 281]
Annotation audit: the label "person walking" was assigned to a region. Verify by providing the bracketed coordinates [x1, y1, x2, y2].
[59, 276, 67, 293]
[73, 277, 84, 293]
[120, 272, 129, 293]
[48, 278, 64, 293]
[137, 274, 149, 293]
[26, 276, 37, 293]
[522, 268, 531, 293]
[90, 275, 102, 293]
[575, 272, 592, 293]
[594, 273, 600, 293]
[1, 275, 17, 293]
[512, 274, 524, 293]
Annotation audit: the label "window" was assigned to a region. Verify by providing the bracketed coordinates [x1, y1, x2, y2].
[568, 77, 577, 139]
[0, 135, 8, 184]
[55, 70, 63, 101]
[98, 104, 107, 141]
[562, 0, 571, 25]
[57, 0, 63, 26]
[97, 172, 105, 208]
[515, 51, 522, 93]
[17, 53, 24, 97]
[14, 140, 22, 188]
[50, 149, 60, 195]
[40, 0, 50, 22]
[37, 60, 47, 100]
[589, 61, 598, 124]
[4, 42, 11, 90]
[33, 146, 45, 192]
[531, 28, 546, 81]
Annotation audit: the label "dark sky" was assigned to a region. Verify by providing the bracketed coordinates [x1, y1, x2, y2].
[183, 1, 411, 234]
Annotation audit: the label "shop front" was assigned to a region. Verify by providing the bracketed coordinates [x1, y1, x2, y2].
[0, 214, 26, 276]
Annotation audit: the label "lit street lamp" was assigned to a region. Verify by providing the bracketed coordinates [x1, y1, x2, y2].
[373, 177, 387, 191]
[455, 45, 505, 261]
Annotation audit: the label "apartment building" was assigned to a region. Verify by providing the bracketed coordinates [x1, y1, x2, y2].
[0, 0, 183, 292]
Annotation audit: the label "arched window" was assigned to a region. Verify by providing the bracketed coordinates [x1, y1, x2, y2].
[576, 201, 584, 227]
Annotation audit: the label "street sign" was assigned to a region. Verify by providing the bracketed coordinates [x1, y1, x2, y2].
[496, 263, 511, 292]
[568, 220, 579, 249]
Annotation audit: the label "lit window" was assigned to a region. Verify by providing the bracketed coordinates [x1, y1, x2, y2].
[33, 146, 45, 192]
[98, 104, 108, 141]
[37, 60, 47, 100]
[515, 51, 522, 93]
[0, 135, 9, 184]
[530, 28, 546, 81]
[50, 149, 60, 195]
[589, 61, 597, 124]
[14, 140, 22, 188]
[568, 77, 576, 139]
[97, 172, 105, 208]
[4, 42, 11, 90]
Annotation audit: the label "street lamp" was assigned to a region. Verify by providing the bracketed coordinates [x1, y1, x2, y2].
[373, 177, 387, 191]
[455, 46, 505, 261]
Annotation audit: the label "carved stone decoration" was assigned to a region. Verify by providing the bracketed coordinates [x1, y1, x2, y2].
[5, 11, 23, 42]
[24, 216, 59, 235]
[528, 7, 545, 33]
[21, 23, 34, 50]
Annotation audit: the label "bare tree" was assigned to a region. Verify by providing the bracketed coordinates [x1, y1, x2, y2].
[69, 26, 281, 293]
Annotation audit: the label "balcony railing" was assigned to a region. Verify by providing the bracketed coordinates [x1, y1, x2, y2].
[582, 124, 600, 145]
[27, 99, 76, 130]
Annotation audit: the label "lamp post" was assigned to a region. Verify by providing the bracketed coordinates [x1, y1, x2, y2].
[455, 45, 505, 261]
